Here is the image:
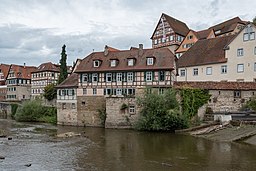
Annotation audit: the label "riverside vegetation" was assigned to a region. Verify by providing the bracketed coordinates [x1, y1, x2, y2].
[11, 100, 57, 124]
[135, 88, 210, 132]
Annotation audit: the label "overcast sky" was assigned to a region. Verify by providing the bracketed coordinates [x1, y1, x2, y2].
[0, 0, 255, 66]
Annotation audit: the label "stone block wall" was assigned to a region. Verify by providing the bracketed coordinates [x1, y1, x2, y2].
[57, 100, 78, 126]
[105, 97, 139, 129]
[77, 96, 106, 127]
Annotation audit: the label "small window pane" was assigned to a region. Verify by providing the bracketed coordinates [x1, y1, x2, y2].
[237, 64, 244, 73]
[206, 67, 212, 75]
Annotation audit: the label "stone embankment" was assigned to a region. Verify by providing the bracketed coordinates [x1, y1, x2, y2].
[177, 121, 256, 145]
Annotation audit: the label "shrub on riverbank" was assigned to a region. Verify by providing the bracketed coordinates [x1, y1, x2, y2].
[14, 100, 57, 124]
[10, 103, 19, 118]
[135, 89, 189, 131]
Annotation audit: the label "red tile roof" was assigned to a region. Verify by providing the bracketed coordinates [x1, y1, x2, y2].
[174, 81, 256, 90]
[209, 17, 245, 35]
[195, 29, 213, 40]
[0, 64, 11, 79]
[106, 45, 120, 52]
[177, 35, 235, 68]
[32, 62, 60, 73]
[75, 47, 176, 73]
[151, 13, 189, 39]
[8, 64, 37, 79]
[56, 73, 78, 88]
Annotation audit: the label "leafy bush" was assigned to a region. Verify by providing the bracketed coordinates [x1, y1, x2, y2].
[135, 89, 188, 131]
[241, 97, 256, 111]
[11, 103, 19, 118]
[43, 83, 57, 101]
[14, 100, 57, 124]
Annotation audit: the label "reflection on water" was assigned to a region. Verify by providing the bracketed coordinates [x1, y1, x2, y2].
[0, 119, 256, 171]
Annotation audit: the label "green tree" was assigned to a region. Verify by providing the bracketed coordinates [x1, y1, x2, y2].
[43, 83, 57, 101]
[253, 16, 256, 25]
[58, 44, 68, 84]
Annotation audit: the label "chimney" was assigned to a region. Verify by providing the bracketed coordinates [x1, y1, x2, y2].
[104, 45, 109, 56]
[138, 44, 143, 56]
[24, 63, 26, 68]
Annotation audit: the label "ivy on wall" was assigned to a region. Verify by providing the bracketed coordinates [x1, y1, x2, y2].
[180, 88, 211, 119]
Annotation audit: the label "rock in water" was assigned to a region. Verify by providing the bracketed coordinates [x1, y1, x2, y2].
[0, 156, 5, 160]
[24, 164, 32, 167]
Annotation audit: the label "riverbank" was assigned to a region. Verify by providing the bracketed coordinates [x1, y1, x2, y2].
[183, 121, 256, 146]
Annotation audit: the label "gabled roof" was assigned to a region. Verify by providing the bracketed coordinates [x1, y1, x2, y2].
[105, 45, 120, 52]
[76, 47, 176, 73]
[195, 29, 214, 40]
[209, 17, 245, 35]
[32, 62, 60, 73]
[151, 13, 189, 39]
[0, 64, 11, 79]
[56, 73, 78, 88]
[177, 35, 235, 68]
[174, 81, 256, 90]
[8, 64, 37, 79]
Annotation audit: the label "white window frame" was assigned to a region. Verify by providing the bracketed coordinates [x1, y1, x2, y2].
[206, 67, 212, 75]
[116, 88, 122, 96]
[110, 60, 116, 67]
[106, 73, 112, 82]
[243, 33, 249, 41]
[237, 64, 244, 73]
[116, 73, 122, 82]
[237, 48, 244, 56]
[82, 74, 88, 82]
[127, 72, 133, 82]
[193, 68, 198, 76]
[93, 60, 100, 67]
[145, 72, 153, 81]
[147, 58, 154, 65]
[180, 69, 186, 77]
[221, 65, 227, 74]
[92, 73, 98, 82]
[128, 59, 134, 66]
[250, 32, 255, 40]
[129, 105, 135, 114]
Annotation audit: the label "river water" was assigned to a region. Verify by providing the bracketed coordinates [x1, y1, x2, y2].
[0, 119, 256, 171]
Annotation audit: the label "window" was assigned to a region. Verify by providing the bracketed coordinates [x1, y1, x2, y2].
[159, 71, 165, 81]
[106, 73, 112, 82]
[243, 33, 249, 41]
[206, 67, 212, 75]
[145, 72, 153, 81]
[244, 25, 255, 41]
[105, 88, 112, 95]
[180, 69, 186, 77]
[93, 88, 97, 95]
[177, 35, 182, 42]
[147, 58, 154, 65]
[129, 105, 135, 114]
[72, 103, 76, 109]
[116, 88, 122, 95]
[127, 88, 135, 95]
[250, 32, 255, 40]
[110, 60, 117, 67]
[237, 48, 244, 56]
[82, 74, 88, 82]
[127, 72, 133, 82]
[234, 91, 241, 98]
[162, 37, 166, 43]
[254, 47, 256, 55]
[93, 60, 100, 67]
[115, 73, 122, 82]
[154, 39, 158, 45]
[83, 88, 87, 95]
[128, 59, 134, 66]
[159, 88, 164, 94]
[193, 68, 198, 76]
[221, 65, 227, 74]
[62, 103, 66, 109]
[187, 35, 193, 40]
[170, 35, 174, 41]
[237, 64, 244, 73]
[92, 73, 98, 82]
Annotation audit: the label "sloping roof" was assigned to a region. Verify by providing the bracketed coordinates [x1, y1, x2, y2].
[209, 17, 245, 35]
[8, 64, 37, 79]
[177, 35, 235, 68]
[106, 45, 120, 52]
[75, 47, 176, 73]
[195, 29, 213, 40]
[56, 73, 78, 88]
[151, 13, 189, 39]
[174, 81, 256, 90]
[33, 62, 60, 73]
[0, 64, 11, 79]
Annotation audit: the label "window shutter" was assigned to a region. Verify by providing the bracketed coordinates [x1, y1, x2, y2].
[104, 89, 106, 95]
[80, 74, 83, 83]
[133, 72, 136, 82]
[122, 72, 127, 82]
[112, 73, 116, 82]
[104, 73, 106, 82]
[144, 72, 146, 81]
[88, 73, 92, 83]
[152, 71, 155, 81]
[113, 89, 116, 95]
[158, 71, 160, 81]
[123, 88, 127, 95]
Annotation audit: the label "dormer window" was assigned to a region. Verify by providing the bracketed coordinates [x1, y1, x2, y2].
[93, 60, 100, 67]
[110, 60, 117, 67]
[147, 57, 154, 65]
[215, 30, 221, 34]
[128, 59, 135, 66]
[187, 35, 193, 40]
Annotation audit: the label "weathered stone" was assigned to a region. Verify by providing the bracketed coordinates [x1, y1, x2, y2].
[56, 132, 81, 138]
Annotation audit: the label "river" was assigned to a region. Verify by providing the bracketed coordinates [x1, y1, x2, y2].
[0, 119, 256, 171]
